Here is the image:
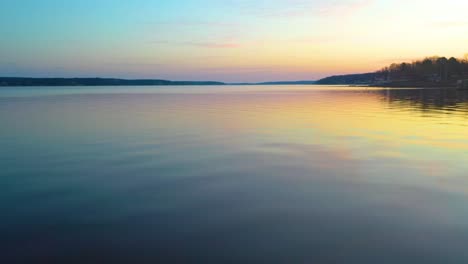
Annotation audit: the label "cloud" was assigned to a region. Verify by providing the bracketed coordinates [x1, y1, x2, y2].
[294, 35, 339, 44]
[183, 42, 240, 48]
[105, 61, 163, 67]
[151, 40, 240, 49]
[148, 20, 240, 29]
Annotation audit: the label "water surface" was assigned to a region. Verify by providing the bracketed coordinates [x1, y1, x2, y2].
[1, 85, 468, 263]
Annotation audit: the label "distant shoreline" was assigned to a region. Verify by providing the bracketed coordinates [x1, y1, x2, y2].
[1, 77, 466, 89]
[316, 74, 468, 89]
[0, 77, 226, 87]
[0, 77, 321, 87]
[315, 56, 468, 89]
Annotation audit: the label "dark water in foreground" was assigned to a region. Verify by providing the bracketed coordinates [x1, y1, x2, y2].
[1, 85, 468, 263]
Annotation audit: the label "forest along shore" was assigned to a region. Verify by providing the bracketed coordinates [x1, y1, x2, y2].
[316, 55, 468, 88]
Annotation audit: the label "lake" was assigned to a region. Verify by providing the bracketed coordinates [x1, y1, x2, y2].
[1, 85, 468, 263]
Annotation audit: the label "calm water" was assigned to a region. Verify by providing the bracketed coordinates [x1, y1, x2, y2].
[1, 85, 468, 263]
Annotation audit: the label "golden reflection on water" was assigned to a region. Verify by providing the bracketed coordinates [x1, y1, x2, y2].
[137, 87, 468, 189]
[1, 86, 467, 188]
[159, 88, 468, 149]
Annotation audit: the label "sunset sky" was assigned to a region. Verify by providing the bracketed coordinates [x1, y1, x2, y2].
[1, 0, 467, 82]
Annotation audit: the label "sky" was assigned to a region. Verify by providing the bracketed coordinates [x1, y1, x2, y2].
[1, 0, 468, 82]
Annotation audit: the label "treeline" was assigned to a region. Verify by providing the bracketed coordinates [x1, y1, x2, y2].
[377, 55, 468, 82]
[0, 78, 225, 86]
[315, 73, 376, 85]
[316, 55, 468, 87]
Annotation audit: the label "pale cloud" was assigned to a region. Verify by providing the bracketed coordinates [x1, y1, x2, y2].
[294, 35, 339, 44]
[183, 42, 240, 48]
[148, 20, 241, 29]
[151, 40, 241, 49]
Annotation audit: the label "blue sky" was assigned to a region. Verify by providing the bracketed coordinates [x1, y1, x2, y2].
[1, 0, 468, 82]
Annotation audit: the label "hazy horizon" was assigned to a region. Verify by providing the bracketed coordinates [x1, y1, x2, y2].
[1, 0, 468, 82]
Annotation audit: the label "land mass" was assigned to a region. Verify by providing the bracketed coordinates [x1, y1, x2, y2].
[2, 55, 468, 88]
[230, 80, 317, 85]
[316, 55, 468, 89]
[0, 77, 319, 87]
[0, 77, 225, 86]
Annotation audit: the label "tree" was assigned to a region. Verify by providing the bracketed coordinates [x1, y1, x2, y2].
[377, 55, 468, 83]
[436, 57, 448, 81]
[448, 57, 461, 77]
[463, 54, 468, 75]
[421, 58, 434, 77]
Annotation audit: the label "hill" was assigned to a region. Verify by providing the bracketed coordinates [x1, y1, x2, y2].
[316, 73, 377, 85]
[316, 55, 468, 88]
